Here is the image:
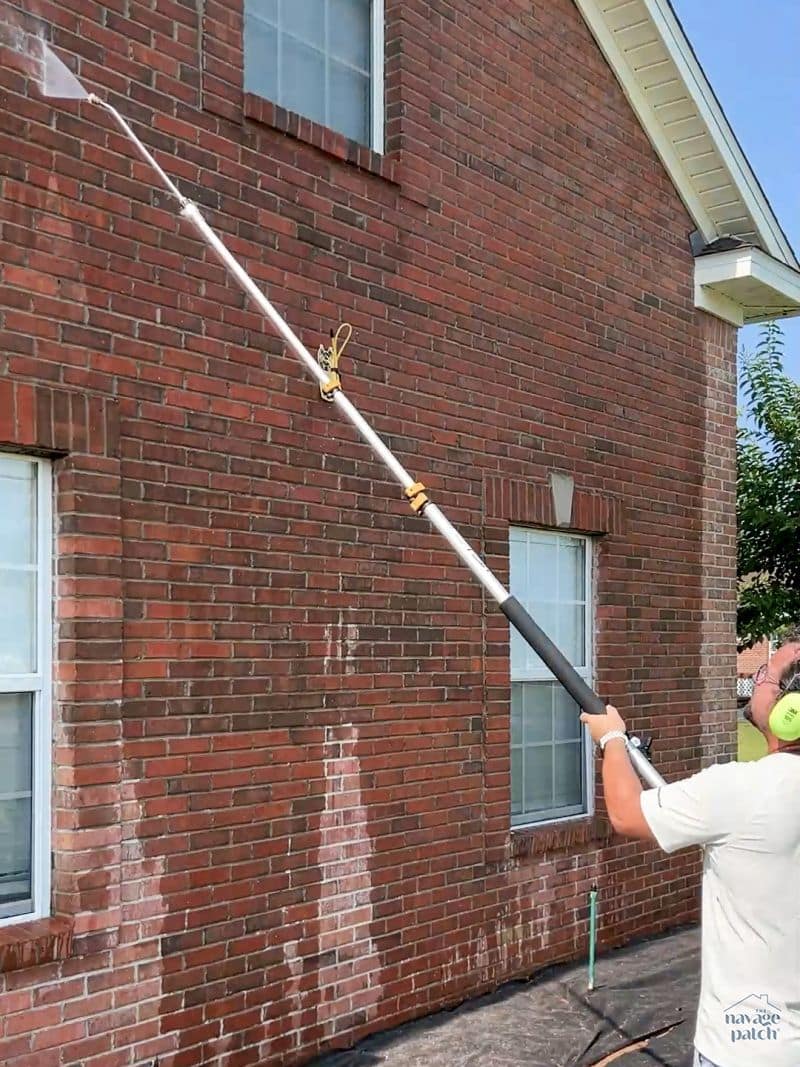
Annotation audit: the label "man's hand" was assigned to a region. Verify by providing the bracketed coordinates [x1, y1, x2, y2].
[580, 704, 627, 745]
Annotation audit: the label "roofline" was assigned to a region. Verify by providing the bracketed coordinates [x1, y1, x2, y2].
[654, 0, 798, 267]
[573, 0, 798, 270]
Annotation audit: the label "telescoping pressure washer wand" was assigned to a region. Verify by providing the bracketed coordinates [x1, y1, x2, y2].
[45, 53, 665, 789]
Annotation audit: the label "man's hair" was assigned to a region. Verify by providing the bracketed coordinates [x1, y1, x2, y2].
[778, 656, 800, 694]
[778, 626, 800, 648]
[776, 629, 800, 693]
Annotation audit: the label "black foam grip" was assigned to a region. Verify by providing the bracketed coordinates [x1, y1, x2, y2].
[501, 595, 606, 716]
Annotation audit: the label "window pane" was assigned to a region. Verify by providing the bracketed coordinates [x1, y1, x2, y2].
[553, 742, 583, 808]
[246, 0, 277, 24]
[511, 684, 523, 745]
[510, 748, 522, 817]
[0, 458, 35, 567]
[509, 531, 527, 590]
[553, 688, 581, 741]
[0, 569, 36, 675]
[522, 683, 551, 745]
[0, 799, 31, 906]
[281, 36, 326, 126]
[509, 536, 528, 672]
[244, 12, 278, 99]
[0, 693, 32, 792]
[559, 538, 585, 601]
[0, 694, 33, 908]
[281, 0, 324, 49]
[516, 600, 556, 673]
[329, 62, 369, 143]
[509, 625, 525, 677]
[329, 0, 371, 69]
[558, 603, 586, 667]
[528, 535, 558, 602]
[523, 746, 552, 813]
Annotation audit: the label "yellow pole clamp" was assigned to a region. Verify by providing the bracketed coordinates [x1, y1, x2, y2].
[318, 322, 352, 401]
[404, 481, 429, 514]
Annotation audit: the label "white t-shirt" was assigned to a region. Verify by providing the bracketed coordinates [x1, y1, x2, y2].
[640, 755, 800, 1067]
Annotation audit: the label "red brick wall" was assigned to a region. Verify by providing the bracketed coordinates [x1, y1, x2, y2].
[0, 0, 738, 1064]
[698, 317, 738, 763]
[738, 638, 770, 677]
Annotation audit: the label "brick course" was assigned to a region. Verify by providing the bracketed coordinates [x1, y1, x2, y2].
[0, 0, 737, 1063]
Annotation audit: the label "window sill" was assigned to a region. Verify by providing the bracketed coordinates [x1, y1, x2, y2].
[0, 916, 74, 973]
[243, 94, 399, 184]
[511, 815, 612, 858]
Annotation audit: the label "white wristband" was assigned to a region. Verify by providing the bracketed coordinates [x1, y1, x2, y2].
[598, 729, 627, 751]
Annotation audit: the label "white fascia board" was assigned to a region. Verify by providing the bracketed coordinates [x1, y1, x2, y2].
[694, 248, 800, 326]
[645, 0, 798, 269]
[573, 0, 717, 244]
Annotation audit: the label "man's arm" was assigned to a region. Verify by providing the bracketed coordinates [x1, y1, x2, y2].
[581, 705, 743, 851]
[581, 706, 655, 842]
[600, 737, 655, 840]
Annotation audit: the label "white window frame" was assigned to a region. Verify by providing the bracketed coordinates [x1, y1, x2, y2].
[370, 0, 385, 153]
[0, 454, 52, 926]
[509, 527, 595, 829]
[244, 0, 385, 153]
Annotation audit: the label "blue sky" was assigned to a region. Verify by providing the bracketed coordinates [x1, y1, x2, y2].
[671, 0, 800, 382]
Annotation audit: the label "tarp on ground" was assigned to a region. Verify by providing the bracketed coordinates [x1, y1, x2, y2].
[313, 927, 700, 1067]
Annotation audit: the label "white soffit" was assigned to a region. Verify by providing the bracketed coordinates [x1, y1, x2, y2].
[694, 248, 800, 327]
[574, 0, 799, 271]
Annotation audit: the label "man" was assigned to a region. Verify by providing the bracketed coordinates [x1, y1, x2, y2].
[581, 631, 800, 1067]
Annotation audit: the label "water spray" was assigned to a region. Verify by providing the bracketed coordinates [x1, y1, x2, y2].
[18, 37, 666, 789]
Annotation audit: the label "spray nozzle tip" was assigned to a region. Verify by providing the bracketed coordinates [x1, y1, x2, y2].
[39, 43, 89, 100]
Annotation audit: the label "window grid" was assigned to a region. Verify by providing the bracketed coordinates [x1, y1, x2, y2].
[0, 455, 52, 926]
[509, 529, 593, 828]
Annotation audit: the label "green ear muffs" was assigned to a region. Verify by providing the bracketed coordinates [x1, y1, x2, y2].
[769, 691, 800, 742]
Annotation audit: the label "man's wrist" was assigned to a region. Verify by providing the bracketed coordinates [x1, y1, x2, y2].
[598, 729, 628, 752]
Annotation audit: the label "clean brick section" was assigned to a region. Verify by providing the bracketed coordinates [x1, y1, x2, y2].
[0, 0, 737, 1065]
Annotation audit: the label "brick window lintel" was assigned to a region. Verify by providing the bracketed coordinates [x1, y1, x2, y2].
[484, 474, 625, 535]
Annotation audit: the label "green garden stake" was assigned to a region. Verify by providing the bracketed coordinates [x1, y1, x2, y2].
[588, 883, 598, 991]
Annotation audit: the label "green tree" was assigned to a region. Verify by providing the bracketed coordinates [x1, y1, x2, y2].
[737, 321, 800, 648]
